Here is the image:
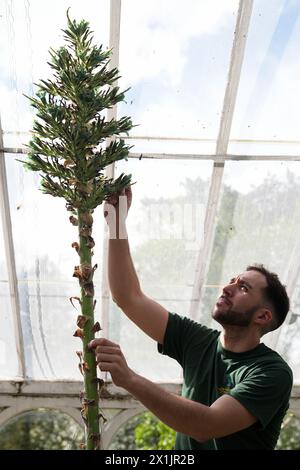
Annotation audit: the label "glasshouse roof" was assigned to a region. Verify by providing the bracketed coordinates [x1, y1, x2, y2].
[0, 0, 300, 446]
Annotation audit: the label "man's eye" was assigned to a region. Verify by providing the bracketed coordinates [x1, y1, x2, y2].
[240, 285, 248, 292]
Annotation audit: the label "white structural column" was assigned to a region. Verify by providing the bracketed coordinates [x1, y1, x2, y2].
[0, 118, 26, 378]
[100, 0, 122, 338]
[189, 0, 254, 320]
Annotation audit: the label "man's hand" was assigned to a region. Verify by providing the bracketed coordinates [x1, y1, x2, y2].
[88, 338, 135, 388]
[104, 186, 132, 234]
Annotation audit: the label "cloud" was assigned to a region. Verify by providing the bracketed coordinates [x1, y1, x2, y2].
[119, 0, 238, 88]
[0, 0, 110, 92]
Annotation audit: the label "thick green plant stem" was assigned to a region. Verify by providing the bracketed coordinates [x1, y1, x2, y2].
[77, 210, 100, 449]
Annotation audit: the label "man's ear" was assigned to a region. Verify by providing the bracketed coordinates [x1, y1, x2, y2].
[255, 308, 273, 327]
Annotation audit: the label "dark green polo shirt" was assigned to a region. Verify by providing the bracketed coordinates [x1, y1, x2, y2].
[158, 312, 293, 450]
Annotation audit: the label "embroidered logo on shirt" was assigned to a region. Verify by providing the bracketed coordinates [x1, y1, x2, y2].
[217, 376, 234, 396]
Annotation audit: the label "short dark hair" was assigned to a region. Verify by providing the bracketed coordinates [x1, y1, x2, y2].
[246, 264, 290, 333]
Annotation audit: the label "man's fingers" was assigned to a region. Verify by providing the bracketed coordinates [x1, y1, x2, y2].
[125, 186, 132, 196]
[96, 352, 121, 364]
[105, 186, 132, 205]
[103, 186, 132, 220]
[88, 338, 119, 350]
[95, 346, 121, 356]
[96, 353, 116, 361]
[105, 197, 117, 207]
[97, 362, 113, 372]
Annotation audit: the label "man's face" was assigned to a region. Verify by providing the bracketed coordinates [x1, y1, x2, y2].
[212, 270, 268, 327]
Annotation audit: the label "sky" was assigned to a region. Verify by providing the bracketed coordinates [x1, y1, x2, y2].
[1, 0, 299, 149]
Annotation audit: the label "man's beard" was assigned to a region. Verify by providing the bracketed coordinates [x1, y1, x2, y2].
[212, 304, 260, 327]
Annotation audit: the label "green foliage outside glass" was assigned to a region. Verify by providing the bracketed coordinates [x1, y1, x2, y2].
[134, 413, 176, 450]
[0, 409, 299, 450]
[276, 412, 300, 450]
[111, 412, 300, 450]
[110, 412, 176, 450]
[0, 409, 84, 450]
[110, 414, 164, 450]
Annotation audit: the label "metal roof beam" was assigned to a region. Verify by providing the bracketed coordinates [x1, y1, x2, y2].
[4, 147, 300, 162]
[189, 0, 254, 320]
[100, 0, 122, 339]
[0, 118, 26, 378]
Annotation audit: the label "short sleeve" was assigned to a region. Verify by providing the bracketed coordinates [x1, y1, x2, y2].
[158, 312, 218, 367]
[229, 367, 293, 428]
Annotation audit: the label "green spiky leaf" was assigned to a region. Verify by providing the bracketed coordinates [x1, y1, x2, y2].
[23, 11, 134, 211]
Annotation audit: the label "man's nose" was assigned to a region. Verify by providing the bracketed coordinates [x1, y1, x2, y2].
[223, 283, 234, 297]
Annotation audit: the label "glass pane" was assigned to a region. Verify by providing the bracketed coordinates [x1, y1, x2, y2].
[0, 409, 84, 449]
[119, 0, 239, 152]
[0, 196, 7, 281]
[109, 411, 176, 450]
[0, 282, 19, 378]
[200, 161, 300, 381]
[5, 153, 105, 379]
[126, 138, 216, 156]
[276, 412, 300, 450]
[229, 0, 300, 155]
[277, 284, 300, 382]
[0, 175, 19, 378]
[112, 158, 213, 380]
[0, 0, 109, 147]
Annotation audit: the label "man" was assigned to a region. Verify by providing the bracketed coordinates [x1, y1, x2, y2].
[89, 187, 293, 450]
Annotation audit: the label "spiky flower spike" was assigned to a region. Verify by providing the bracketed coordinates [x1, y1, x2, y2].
[21, 11, 133, 450]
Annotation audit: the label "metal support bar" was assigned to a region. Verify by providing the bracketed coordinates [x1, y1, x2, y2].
[189, 0, 254, 320]
[0, 118, 26, 378]
[4, 146, 300, 163]
[189, 162, 224, 320]
[216, 0, 254, 156]
[0, 148, 300, 162]
[100, 0, 122, 339]
[108, 0, 122, 75]
[130, 152, 300, 162]
[4, 147, 300, 162]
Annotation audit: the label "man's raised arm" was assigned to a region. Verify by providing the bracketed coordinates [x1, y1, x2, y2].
[105, 187, 168, 344]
